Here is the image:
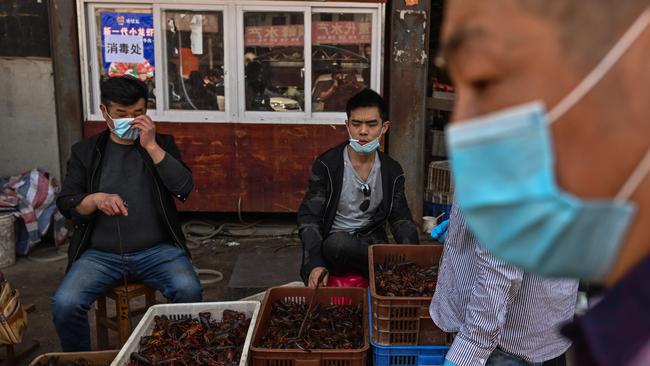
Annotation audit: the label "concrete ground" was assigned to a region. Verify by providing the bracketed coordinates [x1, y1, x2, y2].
[1, 214, 575, 366]
[3, 213, 304, 365]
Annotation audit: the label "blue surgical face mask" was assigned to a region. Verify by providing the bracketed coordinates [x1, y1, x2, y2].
[104, 107, 140, 141]
[446, 9, 650, 280]
[349, 127, 384, 155]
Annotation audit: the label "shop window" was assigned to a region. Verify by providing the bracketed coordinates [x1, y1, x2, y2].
[163, 10, 225, 111]
[81, 2, 381, 124]
[311, 13, 372, 113]
[243, 11, 305, 113]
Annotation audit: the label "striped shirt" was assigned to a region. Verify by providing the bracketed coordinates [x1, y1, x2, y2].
[430, 205, 579, 365]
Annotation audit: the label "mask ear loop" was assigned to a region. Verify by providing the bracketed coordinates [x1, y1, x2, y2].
[345, 122, 358, 142]
[547, 9, 650, 124]
[616, 148, 650, 201]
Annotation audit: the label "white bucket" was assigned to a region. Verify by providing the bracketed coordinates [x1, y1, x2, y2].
[0, 214, 16, 268]
[421, 216, 438, 234]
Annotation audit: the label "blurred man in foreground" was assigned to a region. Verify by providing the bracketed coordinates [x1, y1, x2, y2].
[439, 1, 650, 365]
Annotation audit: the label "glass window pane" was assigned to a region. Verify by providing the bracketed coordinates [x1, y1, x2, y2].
[94, 8, 156, 109]
[163, 10, 225, 111]
[243, 12, 304, 112]
[311, 13, 372, 112]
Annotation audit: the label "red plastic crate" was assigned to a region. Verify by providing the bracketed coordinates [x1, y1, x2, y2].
[369, 244, 452, 346]
[250, 287, 369, 366]
[30, 351, 118, 366]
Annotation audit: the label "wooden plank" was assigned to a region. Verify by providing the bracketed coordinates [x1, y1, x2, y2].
[83, 122, 348, 212]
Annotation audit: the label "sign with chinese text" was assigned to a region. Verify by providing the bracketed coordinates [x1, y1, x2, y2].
[100, 12, 155, 80]
[104, 35, 144, 63]
[245, 21, 372, 47]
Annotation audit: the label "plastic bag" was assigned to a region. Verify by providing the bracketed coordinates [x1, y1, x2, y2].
[0, 281, 28, 344]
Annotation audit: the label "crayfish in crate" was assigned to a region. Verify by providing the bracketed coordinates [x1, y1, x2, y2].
[127, 309, 250, 366]
[259, 299, 363, 351]
[375, 261, 438, 297]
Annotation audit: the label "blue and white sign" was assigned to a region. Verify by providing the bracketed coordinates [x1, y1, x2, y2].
[100, 12, 155, 79]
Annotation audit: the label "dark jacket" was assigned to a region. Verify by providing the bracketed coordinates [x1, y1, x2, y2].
[56, 130, 191, 270]
[297, 142, 420, 281]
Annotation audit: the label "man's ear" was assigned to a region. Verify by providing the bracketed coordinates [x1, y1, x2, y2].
[99, 103, 109, 116]
[100, 103, 113, 128]
[382, 121, 390, 133]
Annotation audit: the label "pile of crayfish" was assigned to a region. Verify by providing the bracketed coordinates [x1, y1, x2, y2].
[375, 261, 438, 297]
[127, 310, 250, 366]
[259, 299, 364, 350]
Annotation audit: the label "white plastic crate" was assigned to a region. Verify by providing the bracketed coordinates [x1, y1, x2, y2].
[111, 301, 261, 366]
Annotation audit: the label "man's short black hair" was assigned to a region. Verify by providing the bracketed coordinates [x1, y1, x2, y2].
[100, 76, 148, 108]
[346, 89, 389, 122]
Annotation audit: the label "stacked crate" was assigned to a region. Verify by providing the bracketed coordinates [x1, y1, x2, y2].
[368, 245, 452, 366]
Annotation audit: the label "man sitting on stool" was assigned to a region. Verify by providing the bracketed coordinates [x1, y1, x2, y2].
[52, 76, 202, 352]
[297, 89, 419, 287]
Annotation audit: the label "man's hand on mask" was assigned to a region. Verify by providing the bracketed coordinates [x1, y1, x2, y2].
[308, 267, 329, 288]
[130, 115, 166, 164]
[431, 219, 449, 243]
[93, 193, 129, 216]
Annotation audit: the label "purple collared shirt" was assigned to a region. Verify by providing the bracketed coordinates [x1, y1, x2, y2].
[562, 254, 650, 366]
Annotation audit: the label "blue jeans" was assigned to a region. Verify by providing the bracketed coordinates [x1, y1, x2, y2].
[51, 244, 202, 352]
[487, 348, 566, 366]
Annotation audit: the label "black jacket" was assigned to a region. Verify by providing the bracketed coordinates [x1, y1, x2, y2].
[297, 142, 419, 281]
[56, 130, 191, 270]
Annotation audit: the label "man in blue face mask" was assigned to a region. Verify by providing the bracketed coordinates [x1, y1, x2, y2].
[439, 1, 650, 365]
[297, 89, 420, 287]
[53, 76, 202, 351]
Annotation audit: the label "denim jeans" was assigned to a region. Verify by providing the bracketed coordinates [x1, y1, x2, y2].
[487, 348, 566, 366]
[51, 244, 202, 351]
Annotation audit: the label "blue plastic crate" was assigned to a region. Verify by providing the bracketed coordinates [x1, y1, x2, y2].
[372, 344, 448, 366]
[369, 291, 449, 366]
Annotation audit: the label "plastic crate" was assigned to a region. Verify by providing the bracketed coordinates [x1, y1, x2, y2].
[426, 161, 453, 195]
[369, 292, 449, 366]
[111, 301, 260, 366]
[250, 286, 369, 366]
[372, 345, 448, 366]
[369, 245, 450, 346]
[30, 350, 118, 366]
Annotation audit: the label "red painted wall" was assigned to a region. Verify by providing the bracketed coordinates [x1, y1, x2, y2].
[84, 121, 348, 212]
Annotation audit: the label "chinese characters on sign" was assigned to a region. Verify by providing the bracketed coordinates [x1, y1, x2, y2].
[245, 21, 371, 47]
[104, 35, 144, 63]
[100, 12, 155, 80]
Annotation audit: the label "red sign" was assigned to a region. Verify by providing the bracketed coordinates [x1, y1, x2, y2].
[245, 21, 372, 47]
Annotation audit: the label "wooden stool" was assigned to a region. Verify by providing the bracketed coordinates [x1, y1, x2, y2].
[95, 284, 156, 350]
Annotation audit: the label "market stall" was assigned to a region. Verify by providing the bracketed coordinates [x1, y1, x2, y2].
[77, 0, 384, 212]
[28, 244, 450, 366]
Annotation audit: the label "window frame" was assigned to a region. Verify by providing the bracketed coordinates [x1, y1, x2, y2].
[78, 0, 384, 125]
